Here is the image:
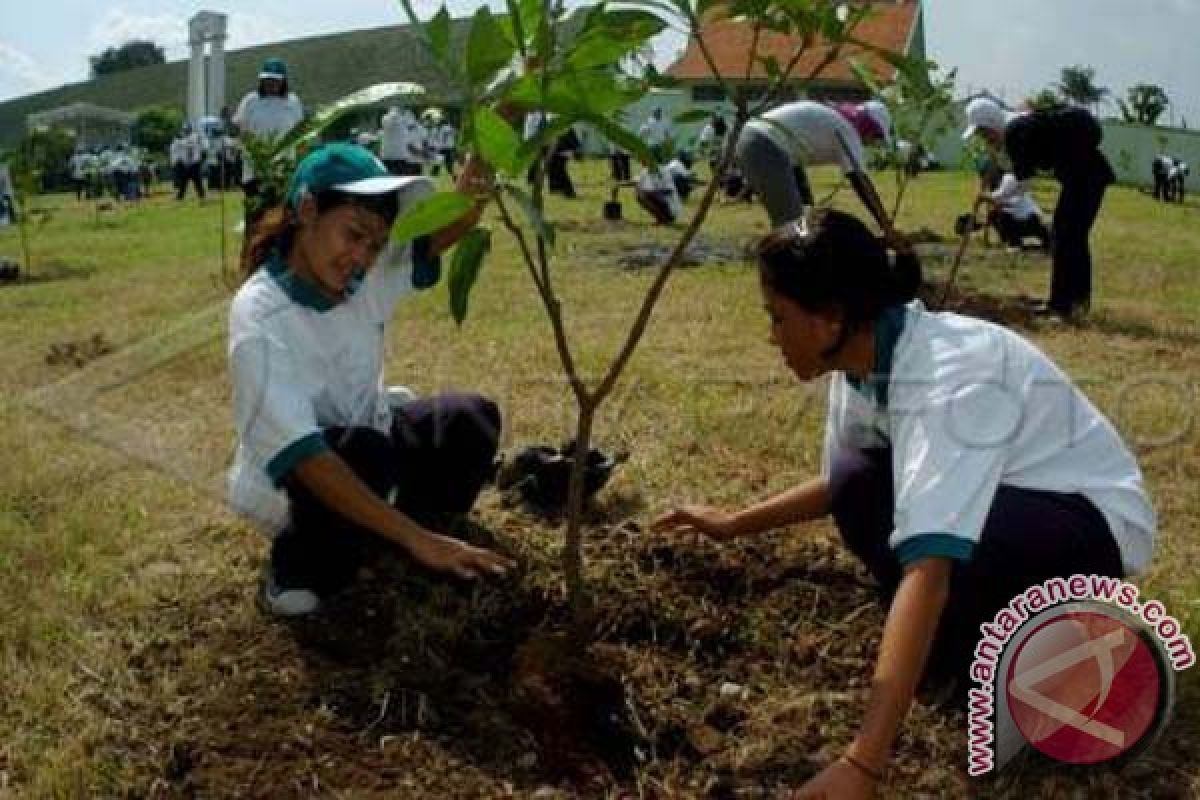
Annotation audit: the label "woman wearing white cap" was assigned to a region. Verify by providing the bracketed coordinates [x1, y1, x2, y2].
[229, 143, 512, 616]
[735, 100, 900, 242]
[962, 96, 1115, 319]
[232, 57, 306, 212]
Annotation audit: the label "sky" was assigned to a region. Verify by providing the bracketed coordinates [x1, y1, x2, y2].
[2, 1, 1199, 125]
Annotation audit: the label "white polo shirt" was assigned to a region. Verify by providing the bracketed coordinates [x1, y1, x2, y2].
[233, 91, 305, 181]
[639, 116, 671, 147]
[992, 174, 1042, 220]
[636, 166, 683, 220]
[748, 101, 867, 175]
[822, 302, 1155, 573]
[227, 231, 436, 535]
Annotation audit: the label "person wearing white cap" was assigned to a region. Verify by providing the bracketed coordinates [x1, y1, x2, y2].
[232, 57, 305, 211]
[229, 142, 512, 616]
[963, 96, 1115, 318]
[379, 106, 425, 176]
[735, 100, 901, 244]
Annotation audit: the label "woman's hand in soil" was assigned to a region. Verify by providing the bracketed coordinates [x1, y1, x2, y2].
[651, 505, 739, 541]
[787, 758, 877, 799]
[408, 530, 515, 580]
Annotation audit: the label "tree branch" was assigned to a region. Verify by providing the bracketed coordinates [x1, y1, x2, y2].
[493, 191, 590, 404]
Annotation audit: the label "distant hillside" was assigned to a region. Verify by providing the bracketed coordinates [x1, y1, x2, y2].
[0, 19, 471, 147]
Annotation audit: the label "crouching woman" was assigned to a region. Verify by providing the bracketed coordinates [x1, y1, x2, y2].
[228, 143, 513, 617]
[654, 210, 1155, 797]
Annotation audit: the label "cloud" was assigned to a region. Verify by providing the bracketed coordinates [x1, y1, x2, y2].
[0, 40, 69, 97]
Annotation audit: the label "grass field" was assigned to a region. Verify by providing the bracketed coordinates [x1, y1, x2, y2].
[1, 161, 1199, 798]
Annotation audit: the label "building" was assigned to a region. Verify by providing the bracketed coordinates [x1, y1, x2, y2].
[666, 0, 926, 106]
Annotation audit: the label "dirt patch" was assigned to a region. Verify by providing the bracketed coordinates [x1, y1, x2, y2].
[556, 218, 638, 234]
[584, 236, 749, 270]
[45, 333, 115, 368]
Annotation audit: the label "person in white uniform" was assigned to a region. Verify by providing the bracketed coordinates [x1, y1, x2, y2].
[232, 57, 305, 215]
[638, 108, 672, 162]
[979, 171, 1050, 250]
[229, 143, 511, 616]
[654, 210, 1155, 798]
[379, 106, 424, 176]
[735, 100, 898, 243]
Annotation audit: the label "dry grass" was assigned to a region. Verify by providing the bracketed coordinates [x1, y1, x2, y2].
[1, 163, 1198, 798]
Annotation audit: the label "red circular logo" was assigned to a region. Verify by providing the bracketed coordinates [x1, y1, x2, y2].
[1005, 610, 1162, 765]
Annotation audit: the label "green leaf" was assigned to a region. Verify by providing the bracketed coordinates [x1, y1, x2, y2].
[760, 54, 782, 82]
[466, 7, 516, 86]
[428, 7, 452, 62]
[509, 70, 643, 117]
[392, 191, 474, 245]
[277, 82, 426, 155]
[672, 108, 711, 125]
[502, 0, 528, 54]
[566, 11, 666, 70]
[473, 107, 522, 175]
[503, 184, 556, 247]
[448, 228, 492, 325]
[581, 113, 655, 166]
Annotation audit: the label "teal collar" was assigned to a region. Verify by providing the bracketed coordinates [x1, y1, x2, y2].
[847, 304, 907, 408]
[266, 250, 364, 312]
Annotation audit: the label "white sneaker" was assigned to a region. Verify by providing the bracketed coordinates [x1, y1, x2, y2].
[386, 385, 418, 408]
[259, 569, 320, 617]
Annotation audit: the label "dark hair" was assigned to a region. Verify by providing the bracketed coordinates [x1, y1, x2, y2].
[241, 189, 401, 279]
[258, 78, 290, 98]
[712, 115, 728, 136]
[757, 209, 921, 357]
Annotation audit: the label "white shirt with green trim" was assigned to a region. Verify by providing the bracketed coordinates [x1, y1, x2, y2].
[822, 302, 1156, 573]
[749, 101, 867, 175]
[226, 243, 419, 535]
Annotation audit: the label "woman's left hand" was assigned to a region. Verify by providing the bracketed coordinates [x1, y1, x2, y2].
[785, 759, 877, 799]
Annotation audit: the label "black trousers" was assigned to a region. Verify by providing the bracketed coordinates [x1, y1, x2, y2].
[1049, 172, 1109, 314]
[828, 447, 1123, 685]
[547, 154, 575, 197]
[384, 159, 423, 176]
[988, 209, 1050, 249]
[271, 393, 501, 596]
[610, 152, 632, 182]
[175, 163, 205, 200]
[1152, 165, 1169, 201]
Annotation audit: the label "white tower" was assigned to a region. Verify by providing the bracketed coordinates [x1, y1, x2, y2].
[187, 12, 228, 124]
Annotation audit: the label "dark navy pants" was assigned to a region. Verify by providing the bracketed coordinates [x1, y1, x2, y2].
[828, 447, 1124, 685]
[272, 393, 501, 596]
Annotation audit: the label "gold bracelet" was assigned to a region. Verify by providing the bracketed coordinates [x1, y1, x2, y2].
[841, 753, 884, 783]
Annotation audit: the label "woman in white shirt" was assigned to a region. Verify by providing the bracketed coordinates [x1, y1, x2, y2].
[229, 143, 511, 617]
[654, 210, 1154, 797]
[232, 57, 305, 212]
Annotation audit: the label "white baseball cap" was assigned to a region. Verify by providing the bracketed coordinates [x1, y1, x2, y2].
[962, 96, 1016, 140]
[860, 100, 892, 147]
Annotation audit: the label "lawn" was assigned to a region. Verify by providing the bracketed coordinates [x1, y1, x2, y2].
[1, 161, 1198, 798]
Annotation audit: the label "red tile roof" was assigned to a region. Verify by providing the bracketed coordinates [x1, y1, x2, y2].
[667, 1, 920, 84]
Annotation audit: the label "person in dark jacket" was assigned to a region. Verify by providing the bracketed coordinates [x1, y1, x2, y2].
[964, 97, 1115, 319]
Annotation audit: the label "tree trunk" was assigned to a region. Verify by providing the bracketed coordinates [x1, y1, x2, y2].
[564, 404, 594, 641]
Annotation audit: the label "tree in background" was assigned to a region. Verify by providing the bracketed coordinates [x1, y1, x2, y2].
[90, 40, 166, 78]
[1057, 64, 1109, 114]
[1119, 84, 1170, 126]
[133, 106, 185, 154]
[1024, 87, 1065, 112]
